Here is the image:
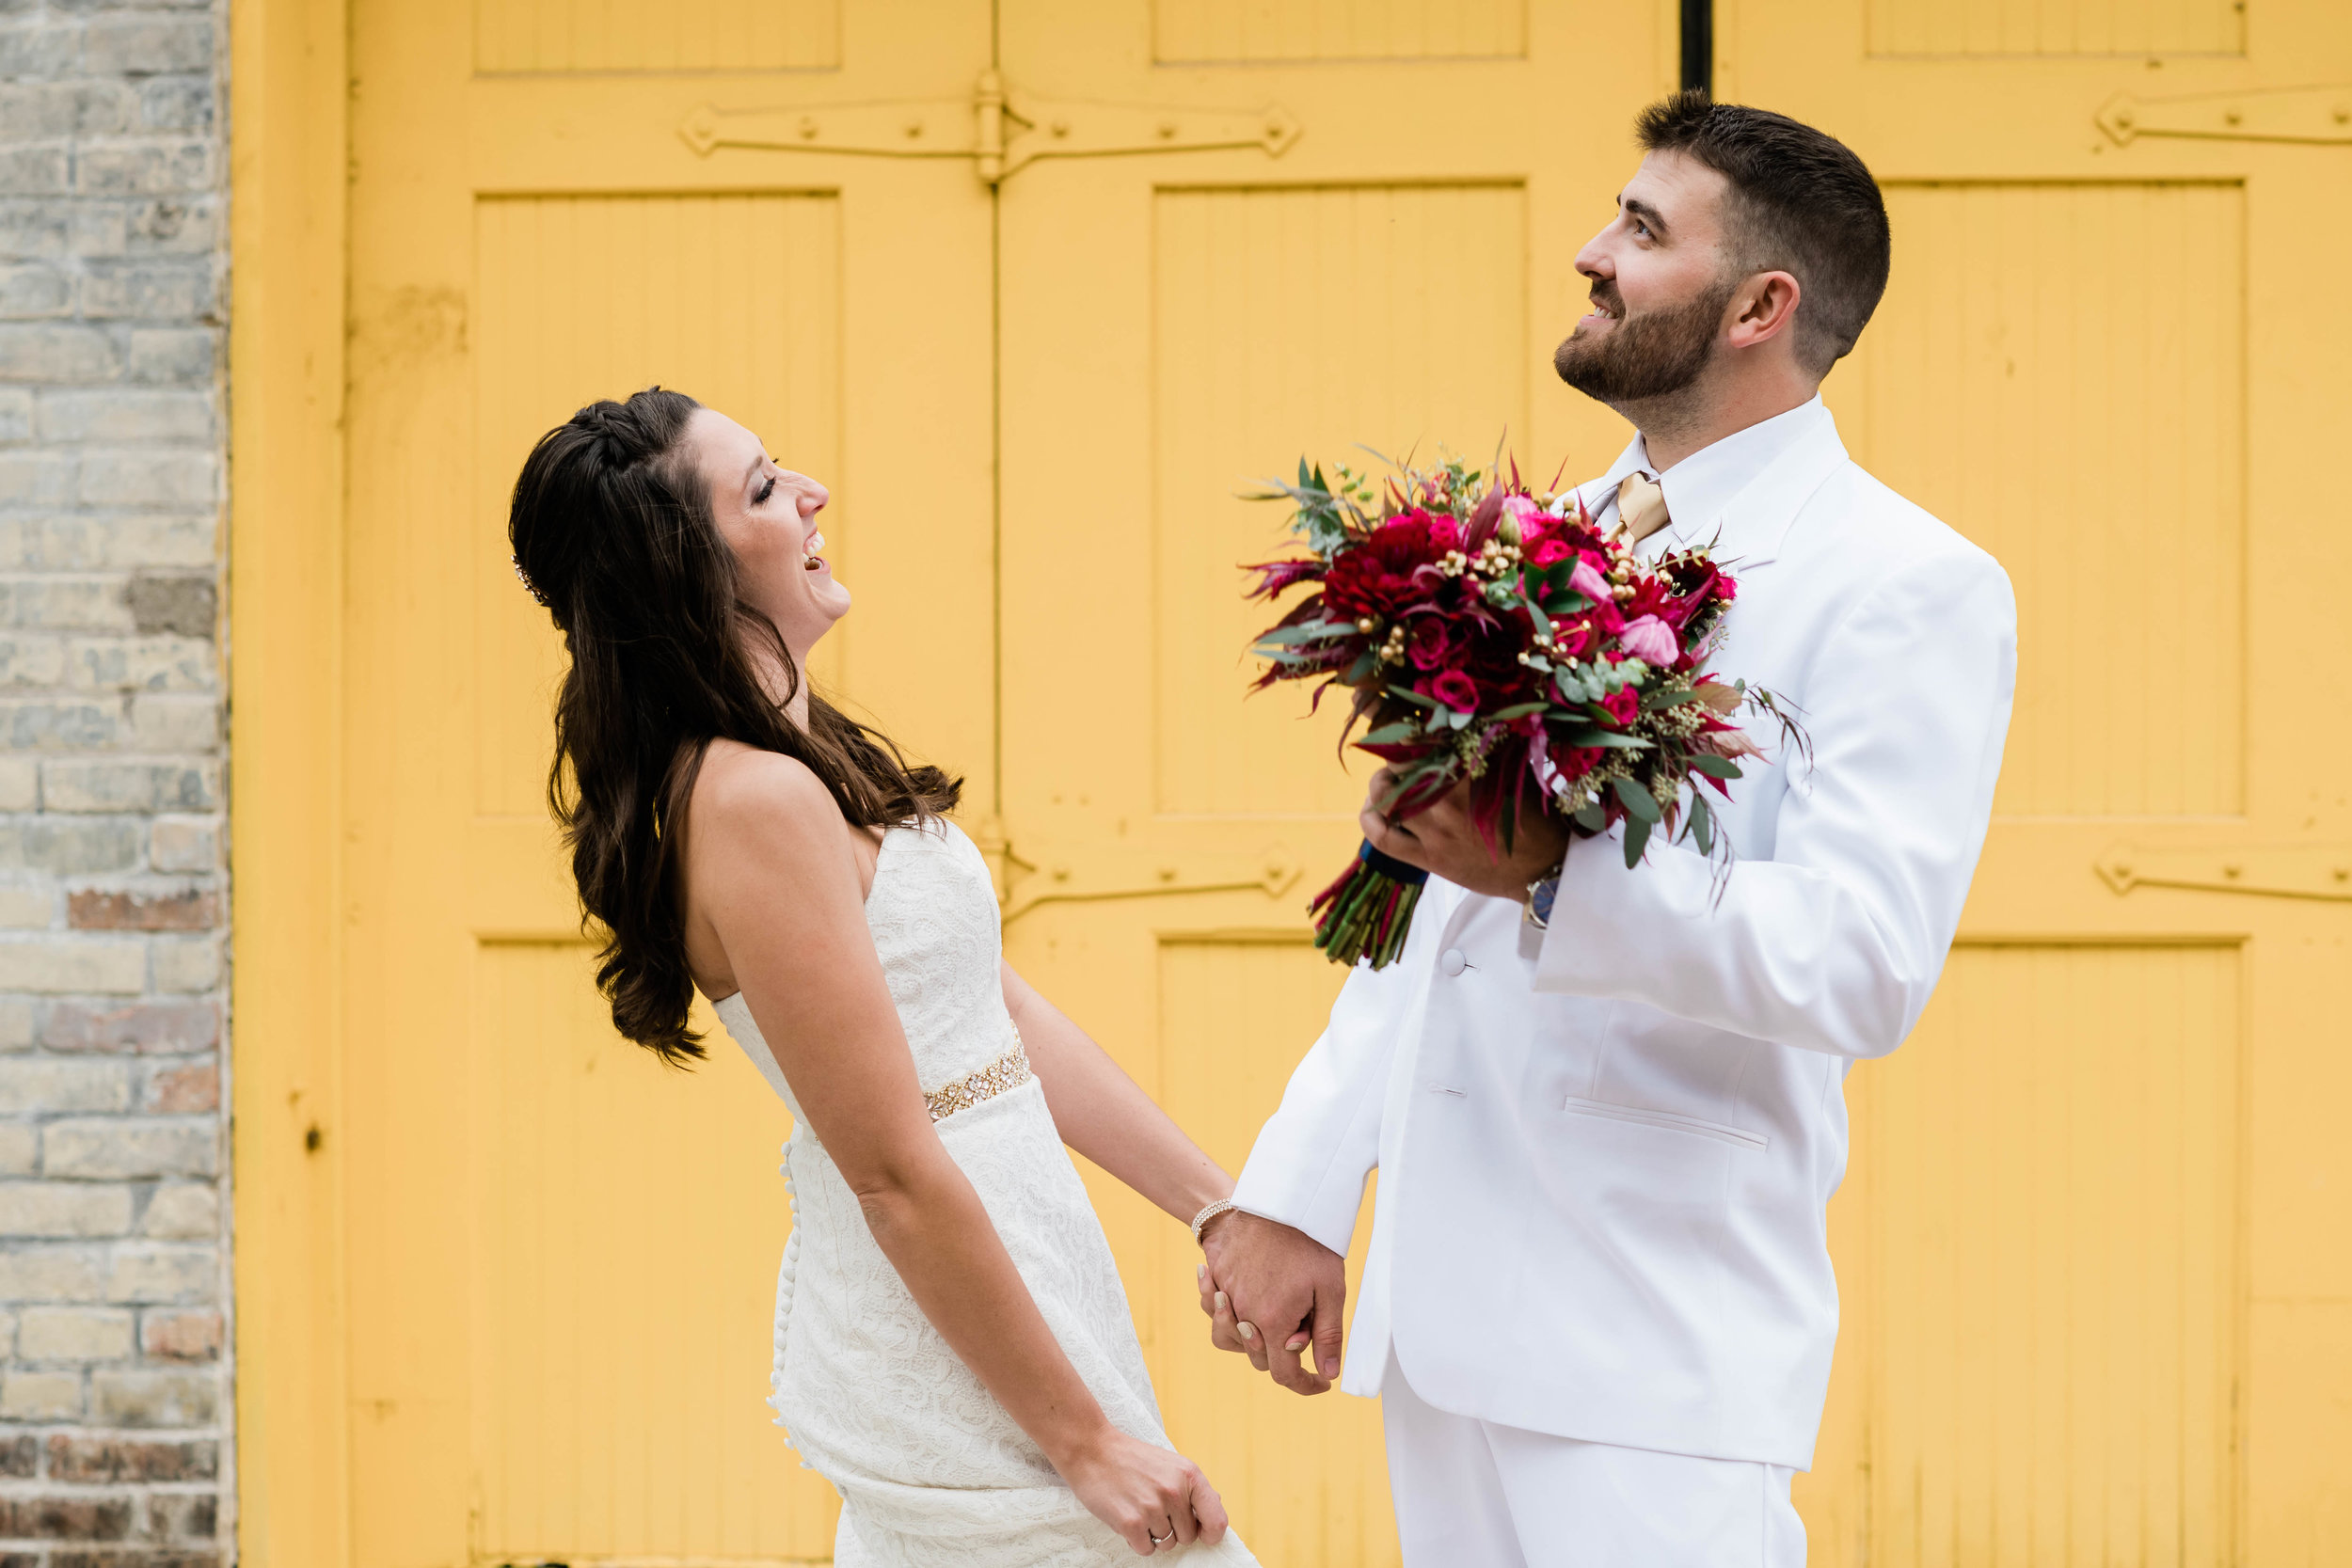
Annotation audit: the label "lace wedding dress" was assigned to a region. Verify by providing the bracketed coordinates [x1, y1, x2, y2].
[713, 820, 1259, 1567]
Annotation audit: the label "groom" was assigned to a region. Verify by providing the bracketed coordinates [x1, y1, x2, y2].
[1196, 93, 2016, 1565]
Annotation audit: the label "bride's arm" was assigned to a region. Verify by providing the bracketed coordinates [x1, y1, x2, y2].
[1000, 963, 1233, 1228]
[689, 753, 1223, 1553]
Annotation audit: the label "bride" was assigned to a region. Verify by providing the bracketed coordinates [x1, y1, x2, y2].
[507, 388, 1259, 1565]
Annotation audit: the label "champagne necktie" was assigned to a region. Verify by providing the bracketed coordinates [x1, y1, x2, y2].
[1614, 472, 1673, 545]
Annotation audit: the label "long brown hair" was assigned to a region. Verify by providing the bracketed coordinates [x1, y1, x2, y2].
[507, 388, 961, 1064]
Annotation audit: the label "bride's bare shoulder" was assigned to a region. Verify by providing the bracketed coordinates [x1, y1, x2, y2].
[686, 740, 842, 862]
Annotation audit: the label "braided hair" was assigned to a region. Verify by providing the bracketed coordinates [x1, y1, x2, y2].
[508, 388, 961, 1063]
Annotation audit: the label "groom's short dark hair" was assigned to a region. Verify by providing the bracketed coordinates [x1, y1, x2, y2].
[1636, 91, 1891, 376]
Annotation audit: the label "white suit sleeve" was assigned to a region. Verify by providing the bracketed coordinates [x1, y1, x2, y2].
[1535, 552, 2017, 1058]
[1230, 954, 1418, 1256]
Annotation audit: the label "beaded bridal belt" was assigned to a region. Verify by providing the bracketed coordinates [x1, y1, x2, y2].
[925, 1038, 1034, 1122]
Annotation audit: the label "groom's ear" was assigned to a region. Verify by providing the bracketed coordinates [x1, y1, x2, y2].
[1724, 270, 1804, 354]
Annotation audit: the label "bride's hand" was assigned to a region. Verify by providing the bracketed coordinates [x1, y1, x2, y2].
[1056, 1425, 1231, 1556]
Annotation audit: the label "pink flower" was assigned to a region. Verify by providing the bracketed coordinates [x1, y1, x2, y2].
[1569, 558, 1613, 604]
[1528, 537, 1574, 568]
[1502, 494, 1541, 526]
[1618, 614, 1680, 666]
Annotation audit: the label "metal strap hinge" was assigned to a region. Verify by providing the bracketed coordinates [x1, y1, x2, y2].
[2097, 842, 2352, 902]
[2096, 85, 2352, 147]
[681, 69, 1300, 184]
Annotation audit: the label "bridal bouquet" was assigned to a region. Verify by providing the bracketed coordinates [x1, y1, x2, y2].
[1246, 450, 1791, 969]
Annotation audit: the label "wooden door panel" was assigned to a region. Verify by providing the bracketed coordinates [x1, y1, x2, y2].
[1727, 0, 2352, 1558]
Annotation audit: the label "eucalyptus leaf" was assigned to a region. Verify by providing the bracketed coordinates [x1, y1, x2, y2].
[1573, 800, 1606, 832]
[1689, 793, 1715, 855]
[1689, 754, 1742, 780]
[1613, 776, 1661, 822]
[1623, 813, 1654, 867]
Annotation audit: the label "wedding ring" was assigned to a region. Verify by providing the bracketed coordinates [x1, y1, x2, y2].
[1149, 1529, 1172, 1549]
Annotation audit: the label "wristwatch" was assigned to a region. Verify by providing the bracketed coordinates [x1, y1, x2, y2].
[1523, 860, 1565, 929]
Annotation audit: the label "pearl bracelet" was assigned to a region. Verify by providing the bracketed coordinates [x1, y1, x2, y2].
[1190, 1198, 1239, 1244]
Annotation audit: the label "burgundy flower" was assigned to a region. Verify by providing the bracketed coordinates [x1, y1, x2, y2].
[1599, 687, 1639, 727]
[1430, 670, 1482, 713]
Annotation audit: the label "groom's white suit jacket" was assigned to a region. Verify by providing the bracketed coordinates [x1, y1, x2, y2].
[1233, 399, 2017, 1470]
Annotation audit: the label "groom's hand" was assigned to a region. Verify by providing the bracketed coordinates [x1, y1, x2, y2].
[1197, 1212, 1346, 1396]
[1360, 770, 1568, 901]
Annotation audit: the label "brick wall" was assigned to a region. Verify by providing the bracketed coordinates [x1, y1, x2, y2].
[0, 1, 230, 1562]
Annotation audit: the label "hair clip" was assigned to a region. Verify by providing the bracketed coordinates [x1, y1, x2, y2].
[512, 554, 550, 608]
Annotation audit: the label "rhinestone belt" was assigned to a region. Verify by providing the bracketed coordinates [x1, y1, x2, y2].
[925, 1039, 1034, 1123]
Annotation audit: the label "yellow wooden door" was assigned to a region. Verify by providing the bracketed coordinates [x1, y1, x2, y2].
[1718, 1, 2352, 1560]
[990, 3, 1665, 1561]
[338, 2, 995, 1561]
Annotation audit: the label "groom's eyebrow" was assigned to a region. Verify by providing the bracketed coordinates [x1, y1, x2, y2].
[1623, 197, 1672, 239]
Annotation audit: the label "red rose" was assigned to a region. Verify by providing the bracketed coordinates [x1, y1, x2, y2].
[1406, 616, 1462, 672]
[1599, 687, 1639, 726]
[1429, 670, 1482, 713]
[1528, 537, 1574, 568]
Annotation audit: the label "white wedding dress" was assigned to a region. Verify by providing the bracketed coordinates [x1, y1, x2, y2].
[713, 820, 1259, 1567]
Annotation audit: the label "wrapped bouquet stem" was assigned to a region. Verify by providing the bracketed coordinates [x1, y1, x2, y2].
[1247, 450, 1795, 969]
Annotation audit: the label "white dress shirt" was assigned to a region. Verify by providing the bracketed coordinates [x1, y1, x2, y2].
[1234, 400, 2017, 1469]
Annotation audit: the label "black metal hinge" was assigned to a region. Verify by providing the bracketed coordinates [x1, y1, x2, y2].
[1681, 0, 1713, 95]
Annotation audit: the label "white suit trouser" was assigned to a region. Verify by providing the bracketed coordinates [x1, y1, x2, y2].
[1382, 1355, 1806, 1567]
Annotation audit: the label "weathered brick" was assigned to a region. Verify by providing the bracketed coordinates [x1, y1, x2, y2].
[135, 1307, 212, 1361]
[89, 1367, 214, 1427]
[0, 697, 123, 749]
[0, 1058, 128, 1115]
[0, 1123, 36, 1174]
[43, 761, 216, 812]
[41, 1001, 214, 1053]
[0, 22, 83, 81]
[46, 1434, 216, 1485]
[82, 17, 212, 76]
[133, 1182, 209, 1239]
[137, 75, 212, 135]
[125, 694, 214, 750]
[0, 142, 69, 196]
[79, 451, 217, 510]
[0, 514, 216, 570]
[0, 754, 33, 808]
[144, 1491, 217, 1542]
[0, 197, 68, 256]
[0, 81, 135, 140]
[78, 197, 217, 261]
[103, 1243, 211, 1305]
[0, 816, 142, 873]
[0, 445, 75, 500]
[0, 575, 128, 629]
[0, 383, 28, 439]
[0, 259, 70, 315]
[147, 935, 211, 992]
[122, 573, 209, 637]
[53, 1554, 221, 1568]
[0, 997, 31, 1049]
[0, 1491, 133, 1538]
[17, 1305, 133, 1359]
[68, 889, 214, 930]
[57, 631, 215, 696]
[122, 325, 209, 381]
[0, 1368, 83, 1418]
[0, 883, 49, 926]
[74, 139, 212, 198]
[0, 628, 65, 684]
[136, 1061, 210, 1113]
[0, 1243, 105, 1300]
[0, 1182, 135, 1238]
[38, 389, 213, 443]
[0, 1432, 33, 1477]
[0, 936, 145, 993]
[41, 1118, 214, 1180]
[145, 818, 211, 873]
[80, 259, 213, 321]
[0, 322, 117, 380]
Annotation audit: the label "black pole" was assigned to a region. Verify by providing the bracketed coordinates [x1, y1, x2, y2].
[1679, 0, 1713, 95]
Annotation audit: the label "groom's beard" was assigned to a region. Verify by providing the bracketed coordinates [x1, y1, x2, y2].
[1552, 277, 1736, 405]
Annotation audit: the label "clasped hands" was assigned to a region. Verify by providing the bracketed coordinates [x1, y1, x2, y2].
[1192, 775, 1568, 1392]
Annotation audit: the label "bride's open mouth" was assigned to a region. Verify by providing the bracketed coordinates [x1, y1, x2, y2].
[803, 529, 828, 572]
